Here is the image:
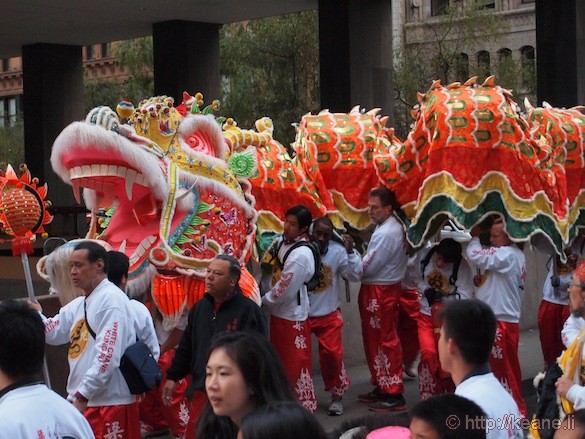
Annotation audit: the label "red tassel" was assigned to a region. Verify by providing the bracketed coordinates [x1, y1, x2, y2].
[12, 236, 33, 256]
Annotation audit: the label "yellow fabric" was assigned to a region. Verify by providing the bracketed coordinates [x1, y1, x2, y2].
[557, 326, 585, 415]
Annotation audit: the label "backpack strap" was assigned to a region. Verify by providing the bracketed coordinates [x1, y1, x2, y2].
[420, 246, 436, 278]
[449, 254, 462, 291]
[84, 299, 96, 339]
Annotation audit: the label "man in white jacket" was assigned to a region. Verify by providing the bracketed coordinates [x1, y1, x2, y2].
[438, 299, 523, 439]
[466, 219, 526, 416]
[357, 187, 408, 412]
[262, 205, 317, 412]
[308, 217, 362, 416]
[29, 241, 141, 438]
[0, 299, 95, 439]
[556, 261, 585, 408]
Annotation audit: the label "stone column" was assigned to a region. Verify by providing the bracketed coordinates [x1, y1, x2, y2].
[153, 20, 220, 104]
[22, 43, 85, 236]
[318, 0, 393, 118]
[536, 0, 585, 106]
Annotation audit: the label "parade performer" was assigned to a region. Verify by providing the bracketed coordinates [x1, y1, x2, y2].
[307, 217, 362, 415]
[262, 205, 317, 412]
[466, 219, 527, 415]
[536, 236, 585, 370]
[357, 187, 408, 412]
[29, 241, 141, 438]
[139, 305, 191, 438]
[415, 238, 474, 399]
[398, 252, 422, 379]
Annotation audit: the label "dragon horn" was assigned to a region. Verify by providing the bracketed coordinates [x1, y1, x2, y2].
[482, 75, 495, 87]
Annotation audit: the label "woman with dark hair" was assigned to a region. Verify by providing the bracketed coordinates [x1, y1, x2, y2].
[415, 237, 475, 400]
[238, 401, 327, 439]
[196, 331, 297, 438]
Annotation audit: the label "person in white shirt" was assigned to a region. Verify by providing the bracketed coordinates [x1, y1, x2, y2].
[415, 238, 474, 400]
[308, 217, 362, 416]
[357, 187, 408, 412]
[262, 205, 317, 412]
[29, 241, 141, 439]
[438, 299, 523, 439]
[537, 236, 585, 369]
[140, 307, 190, 438]
[556, 261, 585, 409]
[107, 251, 159, 362]
[0, 299, 95, 439]
[398, 251, 422, 380]
[466, 219, 527, 416]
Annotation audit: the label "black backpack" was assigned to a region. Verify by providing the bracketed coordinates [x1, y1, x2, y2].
[278, 240, 323, 292]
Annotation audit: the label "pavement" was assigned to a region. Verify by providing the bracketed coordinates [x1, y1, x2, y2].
[157, 328, 543, 438]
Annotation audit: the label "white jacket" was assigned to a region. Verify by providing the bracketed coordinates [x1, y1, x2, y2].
[466, 237, 525, 323]
[361, 215, 407, 285]
[415, 244, 475, 316]
[0, 384, 95, 439]
[263, 237, 315, 321]
[129, 299, 160, 361]
[42, 278, 137, 406]
[309, 242, 362, 317]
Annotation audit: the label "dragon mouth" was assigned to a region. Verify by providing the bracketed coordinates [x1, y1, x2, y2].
[68, 161, 162, 267]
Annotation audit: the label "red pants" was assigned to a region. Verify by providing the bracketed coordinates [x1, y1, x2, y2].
[417, 313, 454, 399]
[185, 390, 209, 439]
[270, 315, 316, 412]
[84, 402, 141, 439]
[308, 310, 350, 397]
[538, 300, 570, 369]
[139, 348, 190, 437]
[398, 288, 420, 364]
[358, 283, 404, 395]
[490, 321, 526, 416]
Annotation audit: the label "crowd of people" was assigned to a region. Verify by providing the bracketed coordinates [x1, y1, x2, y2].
[2, 186, 585, 438]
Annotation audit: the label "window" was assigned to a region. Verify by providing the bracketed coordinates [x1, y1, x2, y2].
[477, 0, 495, 9]
[85, 45, 96, 60]
[0, 97, 18, 127]
[1, 59, 8, 72]
[521, 46, 536, 87]
[431, 0, 449, 16]
[498, 48, 512, 63]
[477, 51, 491, 78]
[101, 43, 111, 58]
[455, 53, 469, 81]
[521, 0, 534, 3]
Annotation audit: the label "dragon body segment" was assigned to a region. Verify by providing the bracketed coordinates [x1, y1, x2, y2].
[374, 77, 569, 253]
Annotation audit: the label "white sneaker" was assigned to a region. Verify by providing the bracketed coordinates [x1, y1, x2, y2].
[328, 399, 344, 416]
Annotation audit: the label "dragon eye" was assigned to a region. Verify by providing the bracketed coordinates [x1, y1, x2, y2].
[187, 136, 199, 148]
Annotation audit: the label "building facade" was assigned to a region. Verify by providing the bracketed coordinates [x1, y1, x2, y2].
[0, 43, 128, 127]
[397, 0, 535, 89]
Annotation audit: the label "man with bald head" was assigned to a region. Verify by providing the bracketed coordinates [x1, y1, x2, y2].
[466, 218, 526, 416]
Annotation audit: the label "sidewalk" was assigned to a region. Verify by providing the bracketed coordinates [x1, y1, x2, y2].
[312, 328, 542, 434]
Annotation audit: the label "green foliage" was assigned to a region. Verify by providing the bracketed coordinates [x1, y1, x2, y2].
[0, 116, 25, 170]
[83, 37, 154, 111]
[393, 2, 507, 138]
[219, 11, 320, 144]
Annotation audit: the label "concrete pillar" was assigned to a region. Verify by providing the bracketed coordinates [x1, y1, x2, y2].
[153, 21, 220, 104]
[22, 44, 86, 237]
[318, 0, 393, 118]
[536, 0, 585, 107]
